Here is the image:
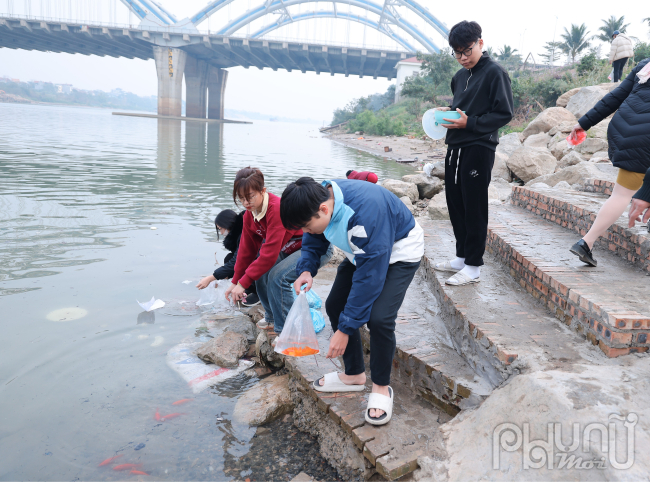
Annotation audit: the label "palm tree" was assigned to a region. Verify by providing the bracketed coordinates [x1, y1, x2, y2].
[560, 23, 591, 64]
[540, 41, 563, 66]
[596, 15, 630, 43]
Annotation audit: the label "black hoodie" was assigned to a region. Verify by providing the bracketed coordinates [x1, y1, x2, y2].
[445, 52, 514, 151]
[213, 211, 245, 280]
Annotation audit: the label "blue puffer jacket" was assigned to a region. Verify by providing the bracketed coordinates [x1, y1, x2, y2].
[296, 179, 424, 336]
[578, 58, 650, 173]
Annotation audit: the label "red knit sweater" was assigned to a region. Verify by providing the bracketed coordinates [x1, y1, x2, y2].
[232, 193, 303, 289]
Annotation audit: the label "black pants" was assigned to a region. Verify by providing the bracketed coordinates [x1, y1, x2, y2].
[613, 58, 628, 82]
[325, 259, 420, 386]
[445, 145, 495, 267]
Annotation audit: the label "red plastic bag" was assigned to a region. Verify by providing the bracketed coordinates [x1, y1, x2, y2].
[274, 292, 320, 357]
[566, 130, 586, 146]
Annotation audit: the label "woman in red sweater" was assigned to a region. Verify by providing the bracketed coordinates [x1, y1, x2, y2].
[225, 167, 332, 334]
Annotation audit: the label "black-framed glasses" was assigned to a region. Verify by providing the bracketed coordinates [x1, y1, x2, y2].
[451, 41, 478, 59]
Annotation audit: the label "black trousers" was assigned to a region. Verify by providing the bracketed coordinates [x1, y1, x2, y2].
[613, 58, 628, 82]
[445, 145, 495, 267]
[325, 259, 420, 386]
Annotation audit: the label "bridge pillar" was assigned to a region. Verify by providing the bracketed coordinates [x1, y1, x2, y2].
[153, 46, 187, 117]
[208, 67, 228, 120]
[185, 56, 210, 118]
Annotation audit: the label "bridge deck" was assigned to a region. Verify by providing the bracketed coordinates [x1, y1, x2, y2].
[0, 16, 412, 79]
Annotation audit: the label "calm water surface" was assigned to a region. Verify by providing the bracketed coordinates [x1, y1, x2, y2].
[0, 103, 412, 480]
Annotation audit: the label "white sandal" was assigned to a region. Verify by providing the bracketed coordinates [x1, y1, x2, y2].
[434, 260, 460, 273]
[365, 386, 394, 426]
[445, 272, 480, 286]
[313, 372, 366, 392]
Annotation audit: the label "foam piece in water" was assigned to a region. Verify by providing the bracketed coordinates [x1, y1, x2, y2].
[46, 307, 88, 322]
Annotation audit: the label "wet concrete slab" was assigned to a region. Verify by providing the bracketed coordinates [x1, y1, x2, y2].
[490, 203, 650, 357]
[419, 217, 589, 379]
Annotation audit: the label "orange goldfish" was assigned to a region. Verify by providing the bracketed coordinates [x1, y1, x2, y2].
[130, 470, 149, 475]
[154, 408, 161, 421]
[161, 412, 183, 421]
[113, 463, 142, 471]
[172, 398, 193, 406]
[98, 454, 123, 467]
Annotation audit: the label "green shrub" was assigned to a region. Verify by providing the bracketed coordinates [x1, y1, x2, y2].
[347, 110, 406, 136]
[634, 42, 650, 63]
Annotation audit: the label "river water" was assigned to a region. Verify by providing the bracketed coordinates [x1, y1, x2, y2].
[0, 103, 412, 480]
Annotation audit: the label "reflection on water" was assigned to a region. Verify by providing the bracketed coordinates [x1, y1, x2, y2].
[0, 103, 413, 480]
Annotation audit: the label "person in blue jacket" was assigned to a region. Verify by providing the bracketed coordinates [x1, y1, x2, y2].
[280, 177, 424, 425]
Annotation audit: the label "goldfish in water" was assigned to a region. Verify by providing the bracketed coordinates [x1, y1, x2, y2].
[113, 463, 142, 471]
[172, 398, 193, 405]
[154, 408, 161, 421]
[98, 454, 123, 467]
[130, 470, 149, 475]
[161, 412, 183, 421]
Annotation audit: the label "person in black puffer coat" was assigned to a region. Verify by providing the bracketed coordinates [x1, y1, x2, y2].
[568, 58, 650, 267]
[196, 209, 259, 306]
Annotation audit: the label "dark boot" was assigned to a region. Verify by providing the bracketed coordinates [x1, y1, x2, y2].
[570, 239, 597, 267]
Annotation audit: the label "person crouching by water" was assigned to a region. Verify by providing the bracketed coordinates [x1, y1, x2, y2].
[196, 209, 259, 307]
[224, 167, 332, 337]
[280, 177, 424, 425]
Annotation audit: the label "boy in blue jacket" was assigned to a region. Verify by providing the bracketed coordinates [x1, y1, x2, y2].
[280, 177, 424, 425]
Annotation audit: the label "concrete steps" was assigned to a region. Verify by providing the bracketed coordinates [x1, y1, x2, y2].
[511, 185, 650, 272]
[488, 202, 650, 357]
[419, 218, 588, 377]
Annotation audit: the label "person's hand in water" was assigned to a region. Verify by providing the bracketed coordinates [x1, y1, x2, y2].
[293, 271, 313, 295]
[225, 282, 246, 302]
[196, 275, 216, 290]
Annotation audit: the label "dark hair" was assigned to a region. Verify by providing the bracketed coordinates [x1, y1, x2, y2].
[448, 21, 482, 51]
[280, 177, 331, 230]
[346, 170, 353, 177]
[233, 167, 265, 205]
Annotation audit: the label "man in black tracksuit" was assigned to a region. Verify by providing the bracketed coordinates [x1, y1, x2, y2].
[433, 20, 514, 286]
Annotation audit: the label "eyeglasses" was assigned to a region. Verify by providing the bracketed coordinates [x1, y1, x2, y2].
[238, 192, 259, 205]
[451, 41, 479, 59]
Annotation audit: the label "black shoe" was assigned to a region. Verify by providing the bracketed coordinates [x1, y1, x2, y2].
[570, 239, 597, 267]
[242, 293, 260, 307]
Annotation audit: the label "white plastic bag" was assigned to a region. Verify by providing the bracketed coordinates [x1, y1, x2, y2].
[196, 280, 219, 306]
[274, 292, 320, 356]
[608, 69, 614, 81]
[423, 163, 434, 177]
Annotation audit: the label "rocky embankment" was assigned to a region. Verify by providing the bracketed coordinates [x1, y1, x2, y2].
[376, 82, 619, 218]
[0, 91, 32, 104]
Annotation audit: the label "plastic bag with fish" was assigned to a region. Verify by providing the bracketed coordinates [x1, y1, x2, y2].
[274, 292, 320, 357]
[292, 284, 322, 309]
[196, 280, 231, 310]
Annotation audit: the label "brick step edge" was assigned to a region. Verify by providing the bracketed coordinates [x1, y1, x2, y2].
[287, 366, 421, 481]
[487, 227, 650, 358]
[359, 326, 490, 417]
[579, 178, 614, 196]
[421, 256, 518, 385]
[511, 186, 650, 273]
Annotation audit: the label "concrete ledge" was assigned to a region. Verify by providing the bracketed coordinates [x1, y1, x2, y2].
[111, 112, 252, 123]
[511, 186, 650, 272]
[489, 203, 650, 357]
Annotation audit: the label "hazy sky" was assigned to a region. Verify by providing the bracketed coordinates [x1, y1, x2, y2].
[1, 0, 647, 123]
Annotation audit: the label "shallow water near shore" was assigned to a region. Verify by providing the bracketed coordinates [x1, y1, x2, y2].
[0, 103, 411, 480]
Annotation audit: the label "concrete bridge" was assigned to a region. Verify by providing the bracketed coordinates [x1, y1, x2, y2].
[0, 0, 448, 119]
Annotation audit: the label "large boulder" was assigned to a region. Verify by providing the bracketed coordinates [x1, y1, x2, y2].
[506, 146, 558, 182]
[521, 107, 576, 140]
[548, 133, 571, 161]
[523, 132, 552, 149]
[424, 161, 445, 180]
[590, 150, 610, 163]
[575, 137, 608, 156]
[225, 319, 259, 344]
[492, 151, 511, 181]
[526, 161, 611, 187]
[598, 82, 619, 92]
[382, 179, 419, 203]
[399, 195, 414, 213]
[566, 86, 608, 119]
[555, 87, 581, 107]
[402, 173, 444, 199]
[491, 178, 514, 202]
[233, 374, 293, 426]
[548, 121, 575, 137]
[589, 117, 611, 139]
[255, 330, 284, 369]
[557, 150, 586, 169]
[197, 331, 248, 367]
[496, 132, 523, 158]
[428, 192, 449, 220]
